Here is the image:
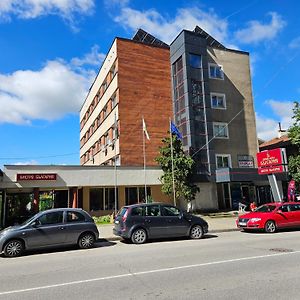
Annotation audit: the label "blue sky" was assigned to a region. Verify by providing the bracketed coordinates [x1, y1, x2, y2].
[0, 0, 299, 166]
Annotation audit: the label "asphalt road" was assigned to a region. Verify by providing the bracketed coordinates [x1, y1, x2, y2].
[1, 230, 300, 300]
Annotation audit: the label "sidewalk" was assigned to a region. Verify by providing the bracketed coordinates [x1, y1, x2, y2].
[97, 214, 239, 241]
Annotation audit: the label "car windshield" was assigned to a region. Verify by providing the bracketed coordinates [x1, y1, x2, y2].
[118, 207, 128, 217]
[20, 214, 38, 226]
[255, 205, 276, 213]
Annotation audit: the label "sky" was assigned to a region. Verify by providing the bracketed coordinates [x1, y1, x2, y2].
[0, 0, 299, 167]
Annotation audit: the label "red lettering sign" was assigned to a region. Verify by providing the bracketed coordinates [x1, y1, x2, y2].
[17, 174, 57, 181]
[257, 148, 283, 168]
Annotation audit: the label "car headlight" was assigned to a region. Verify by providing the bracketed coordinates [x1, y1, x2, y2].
[250, 218, 261, 222]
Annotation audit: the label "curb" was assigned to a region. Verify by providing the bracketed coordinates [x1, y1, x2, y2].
[99, 228, 240, 242]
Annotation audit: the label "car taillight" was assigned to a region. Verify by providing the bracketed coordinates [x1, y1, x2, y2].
[122, 209, 129, 222]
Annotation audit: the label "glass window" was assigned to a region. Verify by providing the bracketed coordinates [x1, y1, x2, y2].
[105, 188, 118, 210]
[211, 93, 226, 109]
[131, 206, 145, 216]
[89, 188, 104, 211]
[67, 211, 85, 223]
[216, 155, 231, 168]
[213, 123, 229, 138]
[38, 211, 63, 225]
[162, 206, 181, 216]
[209, 64, 224, 79]
[125, 187, 138, 205]
[189, 53, 202, 68]
[145, 205, 161, 217]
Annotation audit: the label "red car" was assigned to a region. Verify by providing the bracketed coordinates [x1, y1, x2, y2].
[237, 202, 300, 233]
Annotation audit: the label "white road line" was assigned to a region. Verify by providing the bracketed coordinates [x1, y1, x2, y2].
[1, 250, 300, 296]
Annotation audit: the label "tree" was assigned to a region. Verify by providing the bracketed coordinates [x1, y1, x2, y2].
[155, 134, 199, 207]
[288, 101, 300, 182]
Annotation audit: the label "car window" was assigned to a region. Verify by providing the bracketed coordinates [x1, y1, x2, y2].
[38, 211, 63, 225]
[131, 207, 144, 216]
[118, 207, 128, 217]
[280, 205, 290, 213]
[67, 211, 85, 223]
[255, 205, 276, 212]
[290, 204, 300, 211]
[162, 206, 181, 217]
[145, 205, 161, 217]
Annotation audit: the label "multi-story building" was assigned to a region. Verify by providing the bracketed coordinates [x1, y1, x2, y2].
[170, 27, 259, 210]
[80, 32, 173, 167]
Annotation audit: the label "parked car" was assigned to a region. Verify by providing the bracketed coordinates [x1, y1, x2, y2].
[237, 202, 300, 233]
[0, 208, 99, 257]
[113, 203, 208, 244]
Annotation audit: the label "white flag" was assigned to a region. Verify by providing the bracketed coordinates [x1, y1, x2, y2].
[142, 118, 150, 140]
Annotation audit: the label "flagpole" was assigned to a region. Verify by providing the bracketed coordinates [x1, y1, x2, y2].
[142, 117, 147, 203]
[114, 112, 117, 215]
[170, 118, 176, 206]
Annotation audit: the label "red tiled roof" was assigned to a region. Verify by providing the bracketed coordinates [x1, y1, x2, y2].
[259, 135, 290, 148]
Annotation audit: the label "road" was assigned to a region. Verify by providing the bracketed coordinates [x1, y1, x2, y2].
[1, 230, 300, 299]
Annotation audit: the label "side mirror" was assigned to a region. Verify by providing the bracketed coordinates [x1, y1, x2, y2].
[31, 220, 40, 227]
[277, 210, 283, 214]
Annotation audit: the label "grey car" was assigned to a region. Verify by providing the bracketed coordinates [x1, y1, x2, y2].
[113, 203, 208, 244]
[0, 208, 99, 257]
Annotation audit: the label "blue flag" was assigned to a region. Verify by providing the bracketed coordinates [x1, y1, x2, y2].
[170, 121, 183, 140]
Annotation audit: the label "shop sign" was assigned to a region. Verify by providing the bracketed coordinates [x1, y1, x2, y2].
[238, 155, 254, 168]
[17, 174, 57, 181]
[258, 165, 284, 175]
[256, 148, 284, 168]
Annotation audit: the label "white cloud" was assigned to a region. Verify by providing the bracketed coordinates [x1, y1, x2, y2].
[289, 36, 300, 49]
[0, 0, 94, 27]
[114, 7, 230, 45]
[71, 45, 106, 67]
[0, 46, 105, 125]
[13, 160, 38, 165]
[235, 12, 286, 44]
[256, 100, 294, 141]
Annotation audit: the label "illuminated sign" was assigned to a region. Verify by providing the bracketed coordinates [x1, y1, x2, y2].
[17, 174, 57, 181]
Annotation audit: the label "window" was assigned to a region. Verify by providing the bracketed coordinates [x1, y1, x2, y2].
[105, 188, 118, 210]
[189, 53, 202, 68]
[213, 122, 229, 138]
[211, 93, 226, 109]
[145, 205, 161, 217]
[67, 211, 85, 223]
[125, 187, 151, 205]
[38, 211, 63, 225]
[89, 188, 104, 211]
[209, 63, 224, 79]
[162, 206, 181, 216]
[216, 154, 231, 169]
[131, 206, 144, 216]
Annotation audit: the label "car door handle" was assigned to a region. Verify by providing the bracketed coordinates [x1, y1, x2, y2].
[60, 227, 65, 230]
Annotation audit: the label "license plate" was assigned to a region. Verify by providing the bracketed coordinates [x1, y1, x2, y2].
[114, 220, 119, 224]
[239, 222, 247, 226]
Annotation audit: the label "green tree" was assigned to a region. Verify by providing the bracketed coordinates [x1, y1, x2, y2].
[288, 101, 300, 182]
[155, 134, 199, 207]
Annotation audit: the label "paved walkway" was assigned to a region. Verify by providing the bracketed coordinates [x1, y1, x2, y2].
[97, 214, 239, 240]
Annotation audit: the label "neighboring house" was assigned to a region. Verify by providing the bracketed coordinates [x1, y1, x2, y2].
[170, 27, 259, 210]
[79, 31, 173, 167]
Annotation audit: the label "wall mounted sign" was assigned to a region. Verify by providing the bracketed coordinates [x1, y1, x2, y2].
[17, 174, 57, 181]
[238, 155, 254, 168]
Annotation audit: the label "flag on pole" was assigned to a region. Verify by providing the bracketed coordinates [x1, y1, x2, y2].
[170, 121, 182, 140]
[142, 118, 150, 140]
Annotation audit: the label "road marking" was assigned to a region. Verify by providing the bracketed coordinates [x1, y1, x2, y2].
[1, 250, 300, 296]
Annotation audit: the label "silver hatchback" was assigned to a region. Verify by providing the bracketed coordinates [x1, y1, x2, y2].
[0, 208, 99, 257]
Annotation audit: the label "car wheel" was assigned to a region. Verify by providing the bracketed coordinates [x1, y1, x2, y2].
[190, 225, 204, 239]
[131, 228, 147, 244]
[4, 239, 24, 257]
[78, 233, 95, 249]
[264, 220, 276, 233]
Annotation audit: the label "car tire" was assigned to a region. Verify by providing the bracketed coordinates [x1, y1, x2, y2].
[264, 220, 276, 233]
[131, 228, 147, 244]
[78, 232, 95, 249]
[3, 239, 24, 257]
[190, 225, 204, 239]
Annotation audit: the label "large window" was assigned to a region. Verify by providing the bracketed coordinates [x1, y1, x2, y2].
[213, 122, 229, 138]
[189, 53, 202, 68]
[216, 154, 231, 169]
[125, 187, 151, 206]
[211, 93, 226, 109]
[209, 63, 224, 79]
[89, 188, 104, 211]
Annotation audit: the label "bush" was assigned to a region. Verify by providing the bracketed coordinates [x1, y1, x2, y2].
[93, 215, 112, 224]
